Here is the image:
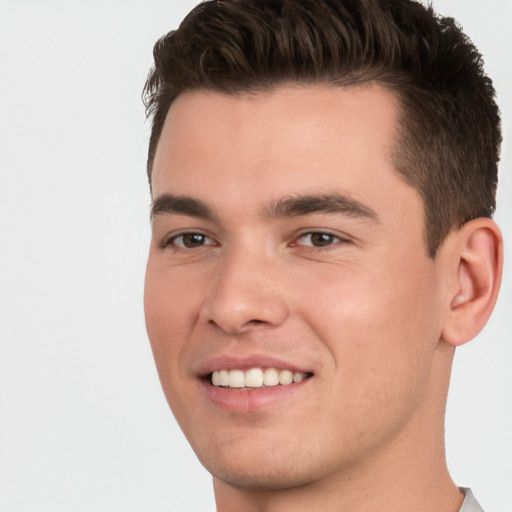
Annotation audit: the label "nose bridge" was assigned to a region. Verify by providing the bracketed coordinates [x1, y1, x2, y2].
[201, 244, 289, 334]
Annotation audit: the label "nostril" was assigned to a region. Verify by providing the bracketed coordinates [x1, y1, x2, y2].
[208, 318, 267, 332]
[241, 319, 271, 330]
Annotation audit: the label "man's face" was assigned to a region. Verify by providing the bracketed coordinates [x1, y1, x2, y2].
[145, 85, 447, 489]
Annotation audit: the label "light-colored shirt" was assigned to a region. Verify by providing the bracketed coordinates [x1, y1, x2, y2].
[459, 488, 484, 512]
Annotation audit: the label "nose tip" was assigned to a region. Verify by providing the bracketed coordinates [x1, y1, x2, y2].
[200, 264, 289, 335]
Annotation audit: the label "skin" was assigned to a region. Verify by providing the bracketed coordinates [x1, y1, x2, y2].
[144, 85, 502, 511]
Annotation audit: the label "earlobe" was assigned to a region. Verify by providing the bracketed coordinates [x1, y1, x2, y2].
[441, 218, 503, 347]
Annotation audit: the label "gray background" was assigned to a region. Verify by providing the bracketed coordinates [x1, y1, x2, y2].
[0, 1, 510, 511]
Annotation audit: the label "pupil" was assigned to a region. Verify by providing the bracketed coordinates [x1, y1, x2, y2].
[312, 233, 333, 246]
[184, 234, 204, 247]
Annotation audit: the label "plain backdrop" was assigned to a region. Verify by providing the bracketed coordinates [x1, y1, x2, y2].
[0, 1, 510, 511]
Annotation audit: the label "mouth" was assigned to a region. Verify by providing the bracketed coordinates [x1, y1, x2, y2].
[197, 356, 314, 412]
[209, 367, 313, 389]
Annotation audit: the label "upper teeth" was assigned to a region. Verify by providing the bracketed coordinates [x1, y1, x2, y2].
[211, 368, 308, 388]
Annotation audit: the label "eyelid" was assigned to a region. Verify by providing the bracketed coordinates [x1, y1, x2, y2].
[159, 230, 217, 249]
[291, 229, 351, 248]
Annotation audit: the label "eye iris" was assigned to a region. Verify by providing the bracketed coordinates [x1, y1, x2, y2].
[311, 233, 335, 246]
[183, 233, 205, 247]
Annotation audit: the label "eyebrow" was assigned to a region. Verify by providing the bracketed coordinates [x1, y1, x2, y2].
[151, 194, 216, 221]
[265, 193, 380, 223]
[150, 192, 379, 224]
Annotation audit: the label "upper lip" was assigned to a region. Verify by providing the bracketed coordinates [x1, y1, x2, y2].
[196, 354, 313, 378]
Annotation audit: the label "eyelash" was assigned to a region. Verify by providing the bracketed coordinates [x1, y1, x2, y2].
[160, 230, 348, 250]
[293, 231, 347, 248]
[160, 232, 216, 250]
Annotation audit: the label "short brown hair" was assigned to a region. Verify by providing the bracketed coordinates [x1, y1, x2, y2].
[143, 0, 501, 257]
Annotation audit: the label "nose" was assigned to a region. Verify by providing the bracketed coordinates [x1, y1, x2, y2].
[200, 251, 289, 335]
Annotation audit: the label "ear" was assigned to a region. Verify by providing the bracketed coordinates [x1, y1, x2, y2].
[441, 218, 503, 347]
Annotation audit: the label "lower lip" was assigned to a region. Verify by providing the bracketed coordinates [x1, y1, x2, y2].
[200, 378, 311, 413]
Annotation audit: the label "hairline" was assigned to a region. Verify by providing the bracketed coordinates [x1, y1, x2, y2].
[148, 76, 410, 183]
[148, 78, 436, 258]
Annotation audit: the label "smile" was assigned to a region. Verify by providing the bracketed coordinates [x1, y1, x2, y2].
[210, 368, 311, 389]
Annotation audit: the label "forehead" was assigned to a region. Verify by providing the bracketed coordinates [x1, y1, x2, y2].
[151, 84, 414, 221]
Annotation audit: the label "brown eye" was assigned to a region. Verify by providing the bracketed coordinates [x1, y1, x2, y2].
[170, 233, 215, 248]
[182, 233, 206, 247]
[310, 233, 337, 246]
[297, 232, 341, 247]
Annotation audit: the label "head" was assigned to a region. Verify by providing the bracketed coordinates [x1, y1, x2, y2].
[144, 0, 501, 258]
[142, 0, 503, 502]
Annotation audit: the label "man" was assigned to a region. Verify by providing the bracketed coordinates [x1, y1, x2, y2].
[142, 1, 503, 511]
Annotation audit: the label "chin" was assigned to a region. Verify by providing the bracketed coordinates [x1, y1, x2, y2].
[211, 463, 318, 492]
[197, 438, 334, 492]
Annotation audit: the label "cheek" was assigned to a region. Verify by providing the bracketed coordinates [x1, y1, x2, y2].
[144, 261, 200, 383]
[144, 262, 206, 430]
[297, 261, 440, 401]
